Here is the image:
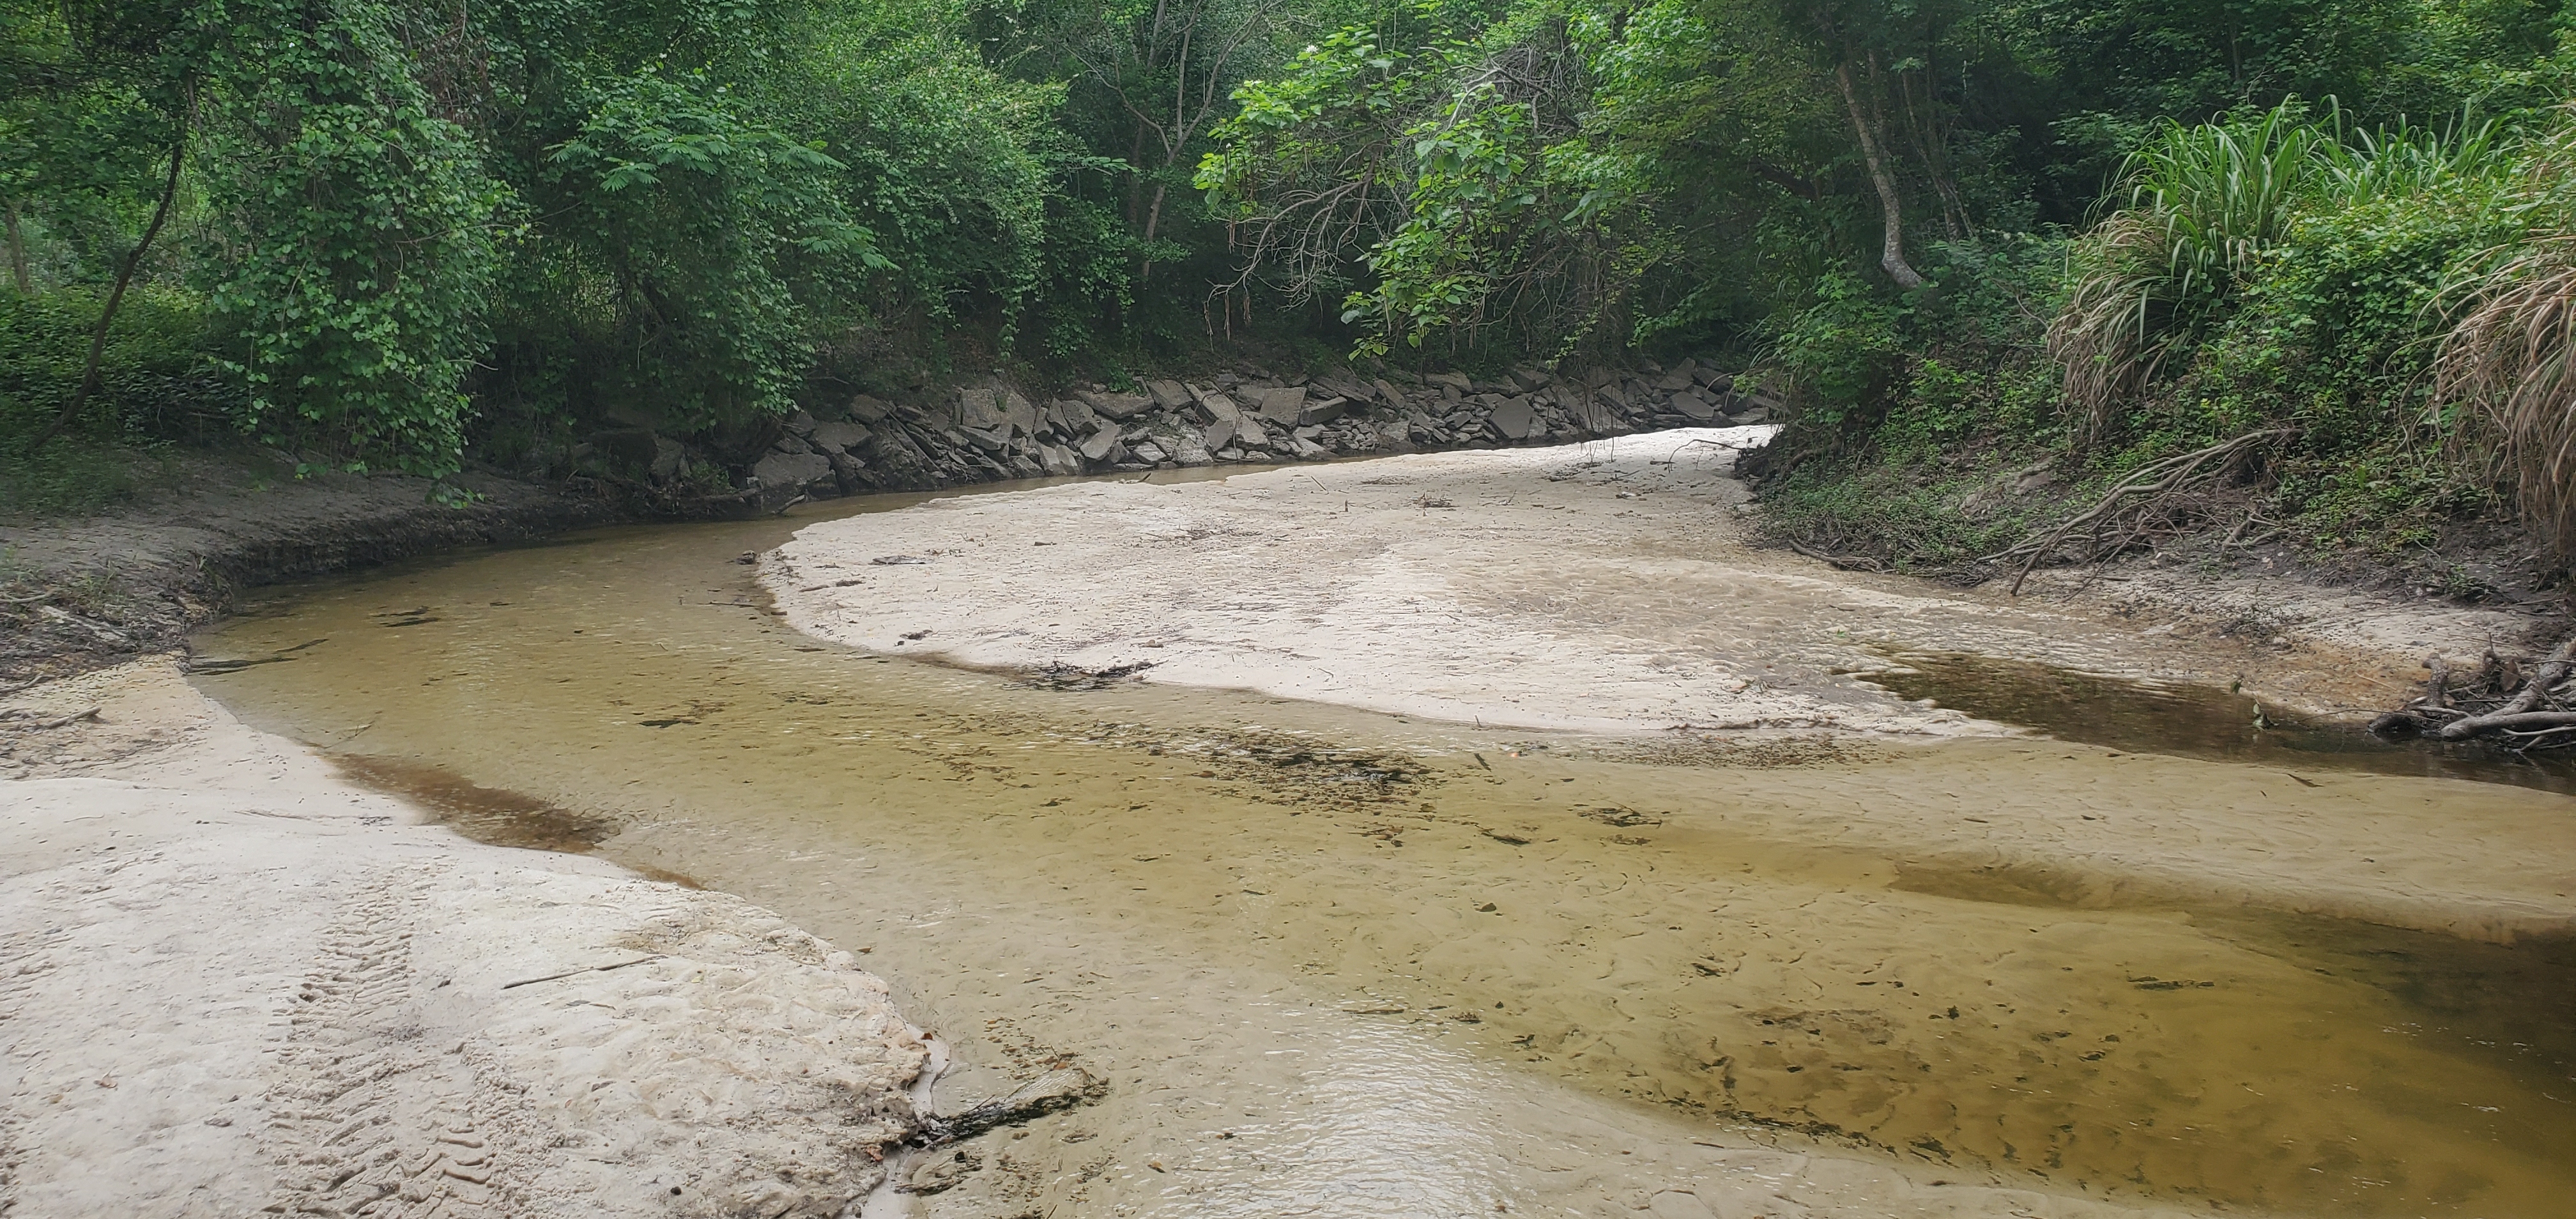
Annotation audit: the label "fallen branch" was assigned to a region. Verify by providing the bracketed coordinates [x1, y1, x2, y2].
[907, 1067, 1104, 1147]
[1785, 540, 1883, 572]
[2371, 636, 2576, 748]
[2437, 636, 2576, 740]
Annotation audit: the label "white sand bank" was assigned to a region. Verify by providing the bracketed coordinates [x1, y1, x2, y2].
[0, 659, 925, 1219]
[767, 427, 2468, 733]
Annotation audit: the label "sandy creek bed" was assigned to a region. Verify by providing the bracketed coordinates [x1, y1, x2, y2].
[151, 435, 2576, 1219]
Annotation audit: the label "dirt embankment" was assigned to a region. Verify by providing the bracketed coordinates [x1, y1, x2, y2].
[0, 457, 622, 690]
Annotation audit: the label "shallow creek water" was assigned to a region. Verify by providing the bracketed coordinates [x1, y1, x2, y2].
[192, 480, 2575, 1219]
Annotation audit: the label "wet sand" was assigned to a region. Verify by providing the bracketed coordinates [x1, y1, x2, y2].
[177, 486, 2576, 1218]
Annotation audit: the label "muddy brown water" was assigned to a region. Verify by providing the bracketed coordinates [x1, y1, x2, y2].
[192, 481, 2576, 1218]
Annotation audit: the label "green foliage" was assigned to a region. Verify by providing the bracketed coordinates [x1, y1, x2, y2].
[3, 0, 2573, 572]
[194, 0, 505, 476]
[0, 286, 227, 438]
[0, 288, 210, 519]
[532, 71, 882, 428]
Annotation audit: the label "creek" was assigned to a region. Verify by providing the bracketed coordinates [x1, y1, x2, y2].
[192, 475, 2576, 1218]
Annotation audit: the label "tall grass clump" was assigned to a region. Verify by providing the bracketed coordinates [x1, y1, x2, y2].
[2434, 107, 2576, 552]
[2050, 103, 2332, 442]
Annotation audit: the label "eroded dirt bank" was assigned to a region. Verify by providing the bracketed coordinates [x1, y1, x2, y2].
[0, 459, 620, 690]
[0, 660, 927, 1218]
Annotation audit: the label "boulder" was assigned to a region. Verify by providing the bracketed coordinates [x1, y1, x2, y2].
[1039, 443, 1082, 477]
[825, 448, 868, 491]
[1669, 390, 1721, 422]
[809, 421, 872, 452]
[590, 427, 661, 474]
[1078, 427, 1121, 462]
[1129, 440, 1169, 464]
[1048, 398, 1100, 435]
[1490, 396, 1540, 440]
[1000, 388, 1041, 437]
[650, 436, 687, 482]
[962, 425, 1010, 454]
[1311, 367, 1375, 402]
[1568, 395, 1620, 434]
[1172, 434, 1215, 466]
[1236, 417, 1270, 448]
[783, 410, 819, 436]
[1204, 418, 1239, 452]
[1250, 386, 1306, 426]
[1728, 394, 1780, 424]
[1509, 368, 1549, 392]
[1298, 395, 1350, 426]
[848, 394, 896, 423]
[1186, 385, 1241, 425]
[956, 387, 1009, 431]
[751, 450, 832, 491]
[1145, 379, 1193, 411]
[1423, 370, 1473, 393]
[770, 433, 814, 454]
[1080, 389, 1155, 420]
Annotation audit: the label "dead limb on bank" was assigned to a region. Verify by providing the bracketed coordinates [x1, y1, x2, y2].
[1983, 429, 2293, 594]
[2370, 637, 2576, 750]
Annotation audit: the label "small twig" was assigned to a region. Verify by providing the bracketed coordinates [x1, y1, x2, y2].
[1786, 539, 1883, 572]
[498, 954, 662, 990]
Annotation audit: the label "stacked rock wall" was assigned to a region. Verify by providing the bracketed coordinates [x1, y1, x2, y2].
[648, 356, 1772, 510]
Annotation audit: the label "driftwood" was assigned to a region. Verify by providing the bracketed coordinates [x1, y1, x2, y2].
[907, 1067, 1104, 1147]
[1983, 429, 2292, 594]
[2370, 637, 2576, 749]
[1785, 540, 1884, 572]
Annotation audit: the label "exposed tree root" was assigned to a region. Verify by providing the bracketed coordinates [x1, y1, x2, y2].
[1982, 430, 2292, 594]
[2370, 636, 2576, 749]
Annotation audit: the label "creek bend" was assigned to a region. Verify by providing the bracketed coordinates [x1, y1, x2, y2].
[193, 465, 2576, 1218]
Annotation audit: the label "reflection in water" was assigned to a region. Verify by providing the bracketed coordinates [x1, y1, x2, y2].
[189, 498, 2576, 1218]
[1866, 650, 2576, 793]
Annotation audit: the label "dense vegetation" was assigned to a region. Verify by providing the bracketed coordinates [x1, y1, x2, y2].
[5, 0, 2575, 570]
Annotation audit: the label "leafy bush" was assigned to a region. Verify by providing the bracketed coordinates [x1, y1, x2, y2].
[0, 286, 228, 439]
[194, 0, 507, 477]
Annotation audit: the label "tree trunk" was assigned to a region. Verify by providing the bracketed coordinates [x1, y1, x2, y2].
[4, 201, 29, 294]
[1138, 181, 1169, 284]
[1895, 66, 1974, 245]
[30, 125, 187, 452]
[1834, 59, 1924, 290]
[1125, 124, 1149, 228]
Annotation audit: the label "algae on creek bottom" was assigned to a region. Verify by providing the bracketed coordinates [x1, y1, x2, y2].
[191, 498, 2576, 1218]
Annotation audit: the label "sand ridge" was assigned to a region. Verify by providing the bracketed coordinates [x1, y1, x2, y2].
[765, 427, 2485, 733]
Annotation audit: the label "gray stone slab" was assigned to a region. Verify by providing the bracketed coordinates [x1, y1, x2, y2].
[808, 421, 873, 452]
[751, 451, 832, 490]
